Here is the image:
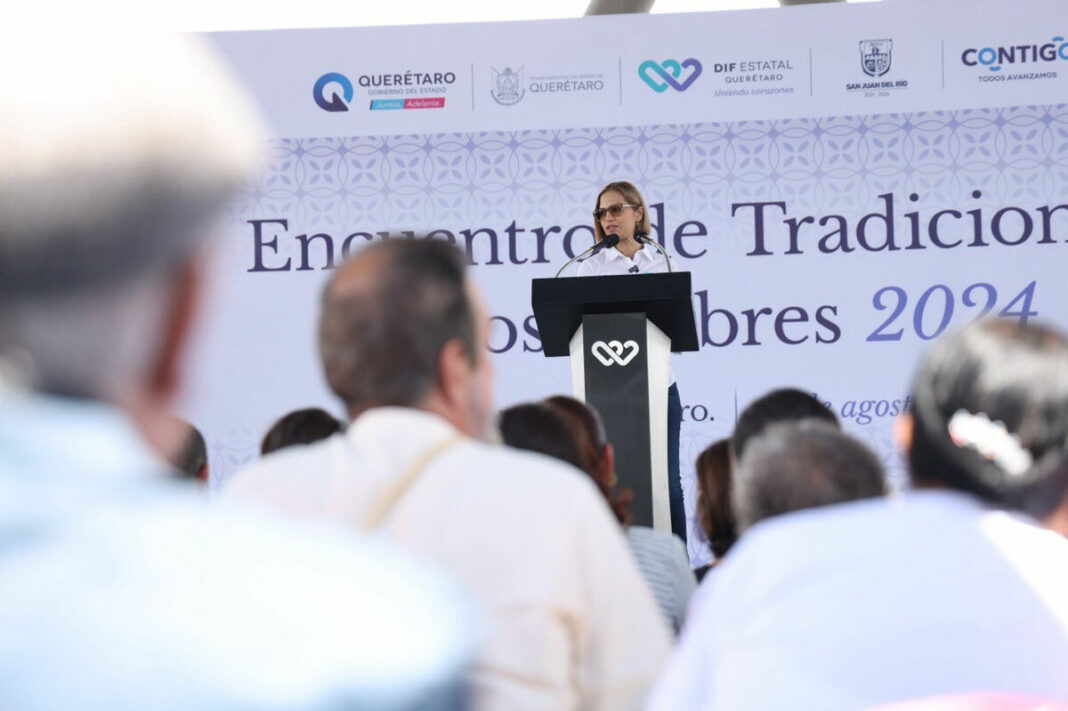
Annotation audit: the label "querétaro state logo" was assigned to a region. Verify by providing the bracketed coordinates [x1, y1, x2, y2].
[491, 66, 526, 106]
[860, 40, 892, 78]
[638, 58, 703, 92]
[313, 72, 354, 112]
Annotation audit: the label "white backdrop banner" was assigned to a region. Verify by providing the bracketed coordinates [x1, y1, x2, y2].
[193, 0, 1068, 564]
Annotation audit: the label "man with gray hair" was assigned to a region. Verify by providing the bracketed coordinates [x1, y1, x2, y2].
[732, 419, 887, 532]
[0, 19, 472, 709]
[226, 238, 671, 711]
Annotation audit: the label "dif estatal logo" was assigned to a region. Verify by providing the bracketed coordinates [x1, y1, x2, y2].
[639, 58, 703, 92]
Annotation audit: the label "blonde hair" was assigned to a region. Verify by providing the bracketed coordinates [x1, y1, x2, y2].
[592, 181, 652, 242]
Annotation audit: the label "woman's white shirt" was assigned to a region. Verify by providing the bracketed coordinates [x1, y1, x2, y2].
[574, 242, 677, 385]
[576, 242, 669, 276]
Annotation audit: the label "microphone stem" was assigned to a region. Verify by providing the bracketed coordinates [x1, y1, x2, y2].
[638, 235, 673, 272]
[554, 243, 599, 278]
[554, 234, 620, 277]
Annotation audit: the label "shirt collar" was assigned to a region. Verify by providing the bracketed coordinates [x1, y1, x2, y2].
[605, 243, 654, 263]
[348, 407, 463, 450]
[634, 245, 657, 263]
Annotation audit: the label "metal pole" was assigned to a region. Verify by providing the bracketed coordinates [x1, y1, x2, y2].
[584, 0, 656, 15]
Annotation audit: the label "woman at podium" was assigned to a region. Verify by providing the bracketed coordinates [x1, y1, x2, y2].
[579, 180, 687, 545]
[578, 181, 668, 277]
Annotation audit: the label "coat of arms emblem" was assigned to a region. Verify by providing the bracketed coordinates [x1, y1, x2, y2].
[859, 40, 893, 78]
[491, 66, 525, 106]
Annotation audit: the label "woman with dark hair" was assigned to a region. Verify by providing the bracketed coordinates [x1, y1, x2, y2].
[261, 407, 343, 456]
[497, 403, 585, 473]
[543, 395, 633, 526]
[692, 439, 737, 580]
[502, 396, 696, 636]
[576, 180, 687, 546]
[905, 319, 1068, 523]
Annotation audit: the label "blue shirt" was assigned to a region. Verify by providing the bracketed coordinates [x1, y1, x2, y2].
[0, 394, 475, 710]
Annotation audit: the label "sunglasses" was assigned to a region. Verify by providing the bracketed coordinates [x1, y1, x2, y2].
[593, 203, 639, 221]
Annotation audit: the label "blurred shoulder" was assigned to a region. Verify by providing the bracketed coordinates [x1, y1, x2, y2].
[0, 478, 475, 708]
[166, 492, 479, 699]
[224, 432, 345, 489]
[455, 438, 606, 504]
[627, 525, 687, 555]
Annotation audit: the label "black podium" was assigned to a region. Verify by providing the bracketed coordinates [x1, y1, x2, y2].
[531, 273, 699, 530]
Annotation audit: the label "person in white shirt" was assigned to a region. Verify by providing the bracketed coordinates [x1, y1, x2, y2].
[577, 181, 687, 544]
[0, 22, 472, 709]
[224, 239, 671, 711]
[648, 319, 1068, 710]
[499, 397, 697, 636]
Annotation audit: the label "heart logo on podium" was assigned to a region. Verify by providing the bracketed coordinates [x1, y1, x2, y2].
[591, 339, 641, 367]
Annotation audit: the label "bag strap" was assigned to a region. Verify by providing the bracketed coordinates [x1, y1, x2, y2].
[359, 434, 463, 532]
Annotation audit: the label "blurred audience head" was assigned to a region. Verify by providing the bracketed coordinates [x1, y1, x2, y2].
[732, 388, 838, 460]
[319, 239, 493, 438]
[695, 438, 737, 558]
[0, 29, 261, 408]
[261, 407, 343, 455]
[544, 395, 632, 525]
[165, 416, 208, 483]
[905, 319, 1068, 521]
[498, 402, 585, 471]
[734, 419, 887, 532]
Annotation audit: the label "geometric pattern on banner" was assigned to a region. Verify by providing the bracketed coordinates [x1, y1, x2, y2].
[230, 104, 1068, 231]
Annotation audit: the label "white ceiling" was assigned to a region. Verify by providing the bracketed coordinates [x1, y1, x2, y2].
[73, 0, 877, 33]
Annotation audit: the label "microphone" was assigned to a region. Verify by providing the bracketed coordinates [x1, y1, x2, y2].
[634, 232, 673, 272]
[554, 233, 621, 277]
